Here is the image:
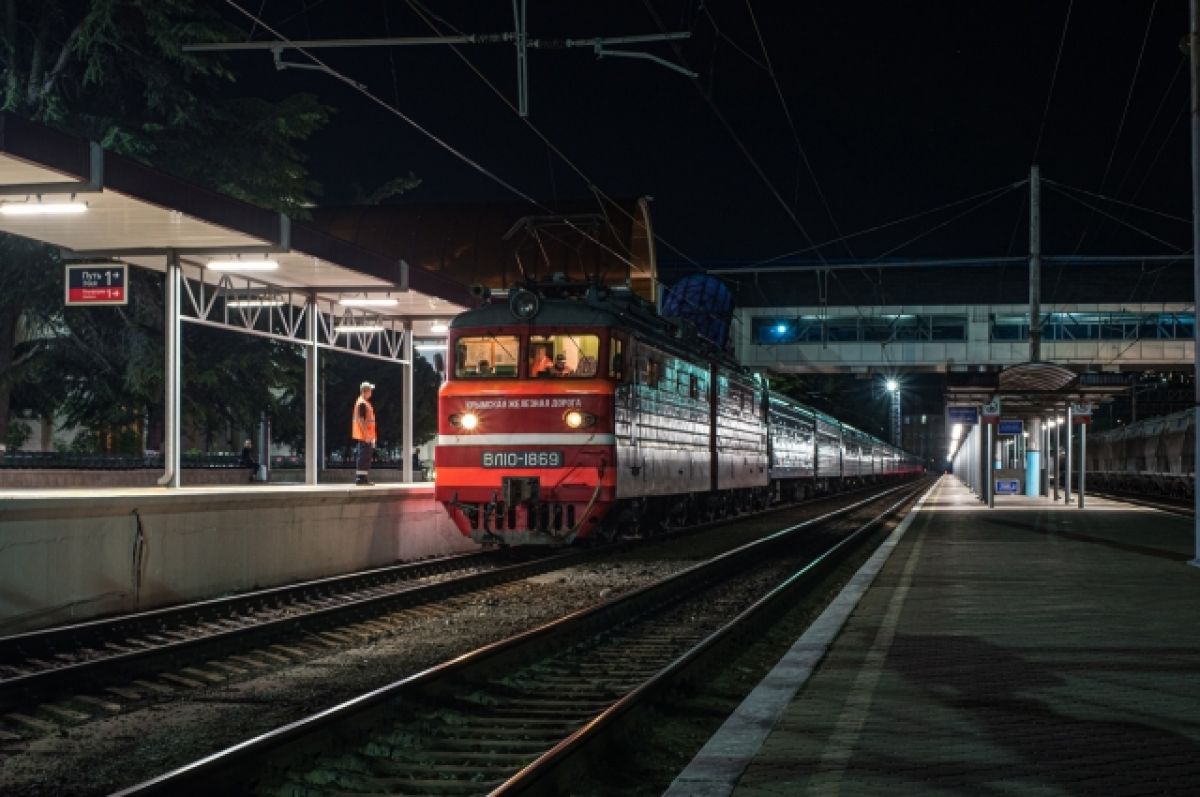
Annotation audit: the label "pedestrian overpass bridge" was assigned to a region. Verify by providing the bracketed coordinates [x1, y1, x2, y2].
[732, 301, 1194, 373]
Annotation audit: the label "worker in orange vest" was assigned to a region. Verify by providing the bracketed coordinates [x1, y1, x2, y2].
[352, 381, 377, 486]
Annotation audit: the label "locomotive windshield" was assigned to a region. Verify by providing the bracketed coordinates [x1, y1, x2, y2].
[529, 334, 600, 378]
[455, 335, 520, 378]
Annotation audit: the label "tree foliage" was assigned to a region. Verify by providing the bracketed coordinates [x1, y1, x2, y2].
[0, 0, 332, 449]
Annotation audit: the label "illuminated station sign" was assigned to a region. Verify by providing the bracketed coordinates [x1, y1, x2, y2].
[65, 263, 127, 306]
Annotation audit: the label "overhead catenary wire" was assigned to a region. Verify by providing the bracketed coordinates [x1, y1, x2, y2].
[400, 0, 685, 275]
[867, 182, 1025, 262]
[1079, 0, 1159, 253]
[220, 0, 648, 282]
[746, 181, 1026, 268]
[1112, 55, 1184, 204]
[1045, 182, 1188, 252]
[398, 0, 722, 309]
[639, 0, 828, 268]
[1097, 0, 1158, 194]
[1031, 0, 1074, 163]
[700, 4, 768, 72]
[1043, 178, 1190, 225]
[743, 0, 853, 260]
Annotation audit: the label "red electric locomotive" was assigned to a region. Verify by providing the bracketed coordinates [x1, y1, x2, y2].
[435, 280, 923, 546]
[435, 281, 769, 545]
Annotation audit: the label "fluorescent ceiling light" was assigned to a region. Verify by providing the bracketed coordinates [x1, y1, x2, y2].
[0, 201, 88, 216]
[227, 299, 285, 308]
[335, 324, 384, 335]
[430, 322, 448, 334]
[207, 259, 279, 271]
[339, 297, 398, 307]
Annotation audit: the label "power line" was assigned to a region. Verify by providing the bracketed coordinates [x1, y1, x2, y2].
[221, 0, 645, 278]
[1098, 0, 1158, 193]
[743, 0, 852, 259]
[700, 4, 768, 72]
[639, 0, 827, 265]
[400, 0, 703, 274]
[1046, 182, 1187, 252]
[1043, 178, 1190, 225]
[745, 181, 1025, 268]
[1112, 55, 1183, 203]
[1031, 0, 1074, 163]
[868, 182, 1024, 262]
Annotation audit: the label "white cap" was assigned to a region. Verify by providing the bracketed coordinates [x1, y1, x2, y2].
[360, 381, 375, 390]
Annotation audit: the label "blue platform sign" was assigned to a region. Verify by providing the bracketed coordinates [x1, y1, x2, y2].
[997, 420, 1024, 436]
[947, 406, 978, 424]
[995, 479, 1020, 495]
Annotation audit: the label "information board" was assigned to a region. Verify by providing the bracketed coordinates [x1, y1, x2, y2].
[947, 406, 978, 424]
[994, 479, 1020, 495]
[65, 263, 127, 306]
[997, 420, 1024, 436]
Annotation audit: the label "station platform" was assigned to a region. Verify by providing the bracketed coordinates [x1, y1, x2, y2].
[0, 483, 475, 634]
[669, 476, 1200, 796]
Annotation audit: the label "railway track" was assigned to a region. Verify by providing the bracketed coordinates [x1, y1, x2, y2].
[115, 478, 931, 796]
[0, 480, 909, 736]
[0, 548, 581, 718]
[1086, 489, 1193, 515]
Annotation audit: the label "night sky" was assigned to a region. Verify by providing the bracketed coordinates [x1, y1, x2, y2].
[220, 1, 1192, 267]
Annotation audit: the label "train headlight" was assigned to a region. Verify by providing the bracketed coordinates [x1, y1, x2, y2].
[450, 412, 480, 430]
[564, 410, 595, 429]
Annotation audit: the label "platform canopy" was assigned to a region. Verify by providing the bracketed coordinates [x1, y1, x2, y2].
[945, 362, 1130, 417]
[0, 112, 471, 487]
[0, 112, 471, 337]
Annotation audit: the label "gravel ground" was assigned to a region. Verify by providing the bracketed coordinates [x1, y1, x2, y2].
[0, 559, 688, 795]
[0, 487, 908, 796]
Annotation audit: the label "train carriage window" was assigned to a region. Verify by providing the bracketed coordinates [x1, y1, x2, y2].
[528, 334, 600, 378]
[454, 335, 520, 378]
[609, 337, 625, 379]
[647, 358, 662, 388]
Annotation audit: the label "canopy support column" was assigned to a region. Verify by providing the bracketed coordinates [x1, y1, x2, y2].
[304, 298, 319, 485]
[1064, 406, 1073, 502]
[402, 321, 414, 483]
[1078, 421, 1087, 509]
[157, 250, 181, 488]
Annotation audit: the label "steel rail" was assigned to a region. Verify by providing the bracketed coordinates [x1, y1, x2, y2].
[1086, 489, 1194, 516]
[496, 481, 930, 795]
[111, 479, 928, 796]
[0, 549, 576, 712]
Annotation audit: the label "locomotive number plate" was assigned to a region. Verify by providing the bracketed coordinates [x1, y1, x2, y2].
[481, 451, 563, 468]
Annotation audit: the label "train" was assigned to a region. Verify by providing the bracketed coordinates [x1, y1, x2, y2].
[434, 281, 924, 545]
[1085, 408, 1194, 498]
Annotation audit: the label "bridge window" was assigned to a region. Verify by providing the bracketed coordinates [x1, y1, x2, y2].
[751, 314, 968, 344]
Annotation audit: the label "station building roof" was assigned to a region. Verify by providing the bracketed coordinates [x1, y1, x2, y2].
[0, 113, 471, 335]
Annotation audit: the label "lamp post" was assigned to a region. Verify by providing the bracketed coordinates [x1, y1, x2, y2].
[886, 379, 901, 447]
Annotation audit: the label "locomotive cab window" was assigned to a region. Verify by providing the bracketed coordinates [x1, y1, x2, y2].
[454, 335, 520, 378]
[529, 334, 600, 378]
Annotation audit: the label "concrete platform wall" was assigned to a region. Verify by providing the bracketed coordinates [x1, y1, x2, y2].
[0, 485, 476, 634]
[0, 468, 425, 488]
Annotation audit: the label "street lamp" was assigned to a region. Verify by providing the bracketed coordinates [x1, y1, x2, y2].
[884, 379, 900, 446]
